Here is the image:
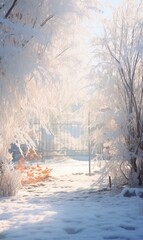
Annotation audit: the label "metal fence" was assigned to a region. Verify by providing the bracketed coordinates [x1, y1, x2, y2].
[10, 117, 103, 168]
[38, 122, 89, 158]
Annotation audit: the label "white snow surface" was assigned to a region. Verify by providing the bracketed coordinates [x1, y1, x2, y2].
[0, 157, 143, 240]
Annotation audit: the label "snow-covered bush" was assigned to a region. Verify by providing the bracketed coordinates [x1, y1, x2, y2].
[0, 160, 21, 196]
[15, 160, 52, 185]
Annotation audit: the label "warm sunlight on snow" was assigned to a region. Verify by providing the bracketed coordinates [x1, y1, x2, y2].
[1, 158, 143, 240]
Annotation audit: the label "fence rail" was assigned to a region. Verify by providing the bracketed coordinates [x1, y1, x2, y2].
[38, 122, 89, 158]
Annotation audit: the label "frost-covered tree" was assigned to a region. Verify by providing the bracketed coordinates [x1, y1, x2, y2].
[91, 0, 143, 186]
[0, 0, 100, 195]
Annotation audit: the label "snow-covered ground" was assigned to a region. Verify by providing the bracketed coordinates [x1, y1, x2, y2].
[0, 157, 143, 240]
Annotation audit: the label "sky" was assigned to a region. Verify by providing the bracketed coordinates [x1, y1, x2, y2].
[104, 0, 122, 16]
[90, 0, 122, 37]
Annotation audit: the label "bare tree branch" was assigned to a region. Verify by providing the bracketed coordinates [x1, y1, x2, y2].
[4, 0, 18, 19]
[40, 14, 54, 27]
[55, 46, 71, 59]
[120, 161, 129, 180]
[22, 14, 54, 48]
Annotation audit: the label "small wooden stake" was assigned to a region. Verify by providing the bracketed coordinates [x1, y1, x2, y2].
[109, 176, 112, 188]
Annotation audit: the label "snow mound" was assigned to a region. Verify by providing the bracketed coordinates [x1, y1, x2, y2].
[121, 187, 143, 198]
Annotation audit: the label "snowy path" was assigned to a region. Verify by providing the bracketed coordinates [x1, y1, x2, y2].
[0, 158, 143, 240]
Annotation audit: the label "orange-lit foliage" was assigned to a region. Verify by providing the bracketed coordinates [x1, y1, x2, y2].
[15, 152, 52, 185]
[23, 148, 41, 161]
[22, 164, 52, 185]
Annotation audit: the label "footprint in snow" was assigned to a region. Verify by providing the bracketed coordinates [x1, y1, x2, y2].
[103, 236, 130, 240]
[64, 227, 84, 235]
[120, 225, 136, 230]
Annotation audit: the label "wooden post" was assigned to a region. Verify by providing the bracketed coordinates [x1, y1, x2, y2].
[88, 112, 91, 176]
[109, 176, 112, 188]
